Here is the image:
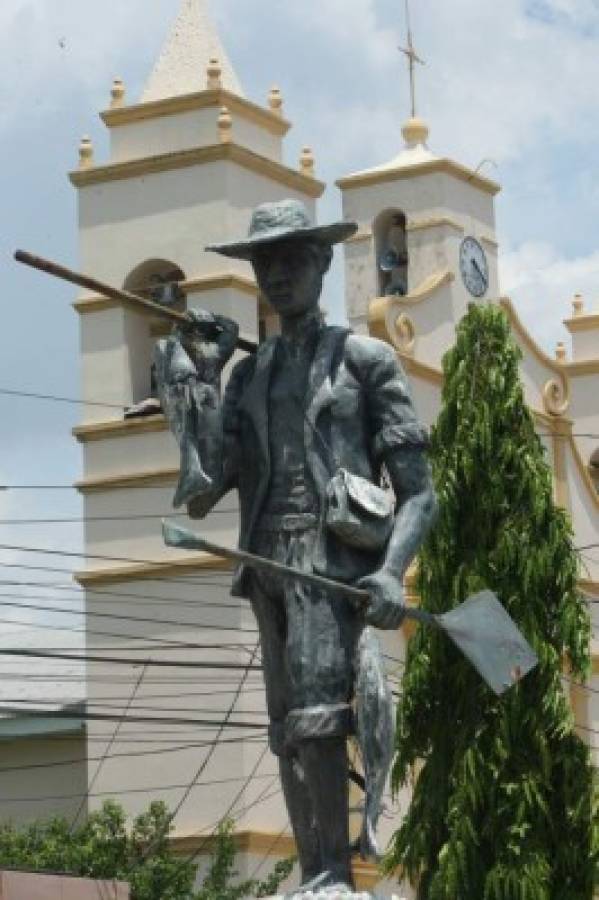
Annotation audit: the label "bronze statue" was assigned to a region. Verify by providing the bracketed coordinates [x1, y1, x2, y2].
[155, 199, 436, 897]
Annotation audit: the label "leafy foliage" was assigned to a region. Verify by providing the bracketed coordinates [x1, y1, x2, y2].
[0, 802, 294, 900]
[386, 304, 597, 899]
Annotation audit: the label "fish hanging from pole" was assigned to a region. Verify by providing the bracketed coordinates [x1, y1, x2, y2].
[154, 311, 238, 507]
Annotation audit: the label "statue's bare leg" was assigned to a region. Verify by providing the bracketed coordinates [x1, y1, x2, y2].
[279, 754, 321, 884]
[297, 737, 354, 890]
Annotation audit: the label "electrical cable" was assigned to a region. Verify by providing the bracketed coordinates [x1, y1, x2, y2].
[70, 662, 148, 829]
[3, 772, 280, 806]
[0, 594, 255, 633]
[0, 648, 262, 669]
[0, 704, 267, 730]
[126, 640, 262, 876]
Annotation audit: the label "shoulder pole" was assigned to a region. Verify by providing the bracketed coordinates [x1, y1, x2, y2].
[14, 250, 257, 354]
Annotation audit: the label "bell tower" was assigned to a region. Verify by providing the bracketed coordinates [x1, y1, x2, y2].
[336, 115, 500, 366]
[70, 0, 324, 875]
[336, 2, 500, 367]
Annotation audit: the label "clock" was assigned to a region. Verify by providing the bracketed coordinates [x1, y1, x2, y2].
[460, 237, 489, 298]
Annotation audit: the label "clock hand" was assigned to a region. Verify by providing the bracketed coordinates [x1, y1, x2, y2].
[471, 257, 486, 281]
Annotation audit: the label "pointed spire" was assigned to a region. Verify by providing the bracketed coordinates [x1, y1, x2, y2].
[141, 0, 244, 103]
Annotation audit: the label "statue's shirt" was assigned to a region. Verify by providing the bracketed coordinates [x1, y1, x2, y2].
[261, 332, 320, 517]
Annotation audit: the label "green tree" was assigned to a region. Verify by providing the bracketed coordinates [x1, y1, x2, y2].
[386, 304, 597, 899]
[0, 802, 293, 900]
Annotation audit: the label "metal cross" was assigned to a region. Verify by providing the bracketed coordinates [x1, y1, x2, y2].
[398, 0, 425, 119]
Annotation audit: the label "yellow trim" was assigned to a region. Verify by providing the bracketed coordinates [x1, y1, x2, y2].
[581, 579, 599, 597]
[345, 230, 372, 244]
[184, 274, 258, 297]
[402, 270, 454, 305]
[169, 831, 381, 890]
[568, 433, 599, 511]
[76, 468, 178, 493]
[72, 297, 117, 313]
[563, 359, 599, 376]
[69, 143, 325, 198]
[73, 415, 167, 443]
[500, 298, 567, 380]
[479, 234, 499, 249]
[398, 352, 444, 385]
[407, 215, 464, 233]
[552, 419, 572, 512]
[75, 553, 231, 588]
[101, 89, 291, 137]
[73, 274, 259, 314]
[336, 157, 501, 196]
[500, 297, 570, 415]
[564, 313, 599, 334]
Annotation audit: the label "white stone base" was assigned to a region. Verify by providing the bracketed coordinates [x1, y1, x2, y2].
[262, 893, 405, 899]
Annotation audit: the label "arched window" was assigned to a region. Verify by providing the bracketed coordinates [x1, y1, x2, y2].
[124, 259, 186, 312]
[373, 209, 408, 298]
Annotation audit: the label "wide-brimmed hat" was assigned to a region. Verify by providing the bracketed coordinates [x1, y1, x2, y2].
[206, 198, 358, 260]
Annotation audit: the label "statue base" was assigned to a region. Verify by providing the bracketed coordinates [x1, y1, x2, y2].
[261, 892, 404, 899]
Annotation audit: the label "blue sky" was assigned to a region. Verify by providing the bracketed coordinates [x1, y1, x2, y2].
[0, 0, 598, 640]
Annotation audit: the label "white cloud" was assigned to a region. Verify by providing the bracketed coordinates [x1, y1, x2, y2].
[500, 241, 599, 351]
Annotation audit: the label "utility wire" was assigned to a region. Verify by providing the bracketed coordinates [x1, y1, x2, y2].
[70, 662, 148, 830]
[127, 640, 261, 876]
[0, 512, 238, 525]
[0, 648, 262, 669]
[0, 704, 267, 730]
[4, 772, 279, 806]
[0, 595, 254, 633]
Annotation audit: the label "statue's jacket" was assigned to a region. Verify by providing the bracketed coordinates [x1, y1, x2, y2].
[189, 324, 428, 595]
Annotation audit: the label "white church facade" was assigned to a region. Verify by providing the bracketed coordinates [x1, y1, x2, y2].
[1, 1, 597, 896]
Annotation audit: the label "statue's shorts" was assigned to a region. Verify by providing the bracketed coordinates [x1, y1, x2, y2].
[250, 514, 362, 757]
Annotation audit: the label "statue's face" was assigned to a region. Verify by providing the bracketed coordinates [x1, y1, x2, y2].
[251, 239, 331, 319]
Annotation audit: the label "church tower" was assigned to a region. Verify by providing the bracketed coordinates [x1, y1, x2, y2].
[337, 114, 500, 368]
[70, 0, 324, 886]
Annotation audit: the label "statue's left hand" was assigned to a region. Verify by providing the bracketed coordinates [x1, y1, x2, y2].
[358, 570, 406, 630]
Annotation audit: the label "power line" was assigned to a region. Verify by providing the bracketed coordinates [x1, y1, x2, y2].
[0, 648, 263, 669]
[0, 387, 126, 409]
[0, 704, 267, 730]
[127, 640, 262, 876]
[0, 511, 238, 525]
[0, 738, 264, 777]
[0, 595, 256, 633]
[3, 772, 280, 806]
[71, 662, 148, 829]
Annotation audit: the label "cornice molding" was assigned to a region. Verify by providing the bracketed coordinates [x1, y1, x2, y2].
[407, 215, 464, 234]
[76, 467, 178, 493]
[336, 157, 501, 196]
[562, 359, 599, 376]
[69, 143, 325, 199]
[563, 313, 599, 334]
[74, 274, 259, 315]
[73, 415, 167, 443]
[101, 88, 291, 137]
[75, 552, 232, 588]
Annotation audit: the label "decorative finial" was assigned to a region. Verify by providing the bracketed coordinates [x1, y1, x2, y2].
[218, 107, 232, 143]
[78, 135, 94, 169]
[572, 293, 584, 317]
[402, 117, 429, 148]
[207, 57, 222, 90]
[268, 86, 284, 117]
[399, 0, 425, 120]
[555, 341, 567, 362]
[300, 147, 315, 178]
[110, 77, 126, 109]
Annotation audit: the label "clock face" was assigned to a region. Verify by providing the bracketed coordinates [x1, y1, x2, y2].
[460, 237, 489, 298]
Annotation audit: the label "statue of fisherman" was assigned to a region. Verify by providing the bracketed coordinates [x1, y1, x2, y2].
[155, 199, 436, 896]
